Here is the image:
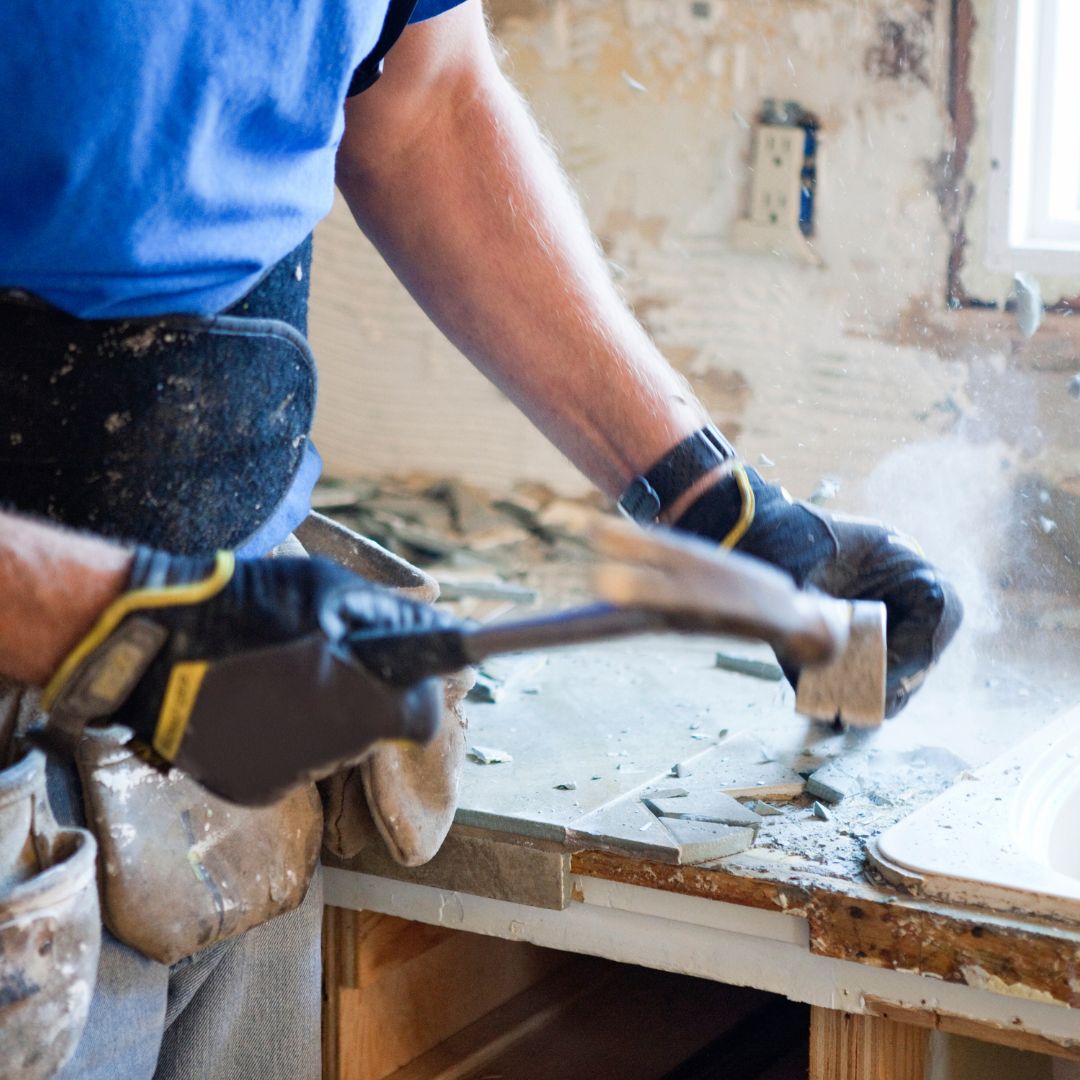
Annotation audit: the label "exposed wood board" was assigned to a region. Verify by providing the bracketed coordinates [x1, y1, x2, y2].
[572, 849, 1080, 1008]
[807, 889, 1080, 1008]
[863, 996, 1080, 1062]
[809, 1007, 929, 1080]
[388, 960, 773, 1080]
[322, 909, 568, 1080]
[323, 872, 1080, 1047]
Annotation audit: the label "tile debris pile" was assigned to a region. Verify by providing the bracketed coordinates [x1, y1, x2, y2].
[313, 473, 602, 608]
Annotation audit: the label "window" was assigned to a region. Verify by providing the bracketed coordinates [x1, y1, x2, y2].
[988, 0, 1080, 274]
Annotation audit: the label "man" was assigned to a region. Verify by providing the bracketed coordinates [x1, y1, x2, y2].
[0, 1, 961, 1077]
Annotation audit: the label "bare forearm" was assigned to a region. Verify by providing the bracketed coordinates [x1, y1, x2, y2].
[337, 4, 712, 500]
[0, 512, 132, 685]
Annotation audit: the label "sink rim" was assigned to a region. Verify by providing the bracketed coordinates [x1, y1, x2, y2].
[872, 704, 1080, 922]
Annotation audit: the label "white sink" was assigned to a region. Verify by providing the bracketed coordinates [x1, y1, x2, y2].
[871, 705, 1080, 920]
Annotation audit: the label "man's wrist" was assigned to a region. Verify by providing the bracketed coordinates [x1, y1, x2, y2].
[0, 519, 134, 686]
[27, 557, 133, 686]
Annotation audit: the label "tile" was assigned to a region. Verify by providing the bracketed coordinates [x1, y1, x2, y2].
[568, 799, 683, 864]
[643, 791, 761, 827]
[657, 818, 759, 864]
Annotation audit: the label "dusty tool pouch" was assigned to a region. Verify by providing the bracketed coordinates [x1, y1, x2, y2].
[0, 718, 100, 1080]
[296, 513, 471, 867]
[74, 728, 321, 965]
[0, 238, 316, 553]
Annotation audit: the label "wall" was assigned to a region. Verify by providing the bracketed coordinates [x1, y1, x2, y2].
[310, 0, 968, 503]
[309, 0, 1080, 617]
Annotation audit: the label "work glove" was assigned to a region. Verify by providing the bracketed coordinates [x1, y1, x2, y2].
[39, 548, 452, 805]
[675, 464, 963, 717]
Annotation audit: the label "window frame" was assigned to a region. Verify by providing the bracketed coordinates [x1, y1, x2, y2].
[986, 0, 1080, 276]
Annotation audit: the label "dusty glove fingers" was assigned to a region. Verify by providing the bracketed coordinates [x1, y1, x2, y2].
[329, 581, 461, 638]
[675, 468, 963, 715]
[878, 568, 962, 717]
[805, 518, 963, 716]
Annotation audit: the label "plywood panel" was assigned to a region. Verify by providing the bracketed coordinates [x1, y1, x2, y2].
[391, 959, 776, 1080]
[809, 1006, 929, 1080]
[323, 908, 568, 1080]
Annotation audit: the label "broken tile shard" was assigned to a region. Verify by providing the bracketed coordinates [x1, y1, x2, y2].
[644, 791, 762, 828]
[806, 760, 861, 804]
[714, 651, 784, 682]
[658, 817, 758, 864]
[468, 745, 513, 765]
[467, 670, 503, 704]
[749, 800, 784, 817]
[812, 801, 833, 821]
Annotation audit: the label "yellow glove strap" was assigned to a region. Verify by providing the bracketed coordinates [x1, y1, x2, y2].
[42, 551, 235, 712]
[718, 463, 756, 550]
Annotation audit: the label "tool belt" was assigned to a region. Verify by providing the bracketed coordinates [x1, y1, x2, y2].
[0, 238, 316, 554]
[0, 240, 467, 979]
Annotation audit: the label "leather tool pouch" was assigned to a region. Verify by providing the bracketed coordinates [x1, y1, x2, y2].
[296, 513, 472, 868]
[74, 729, 321, 966]
[0, 684, 100, 1080]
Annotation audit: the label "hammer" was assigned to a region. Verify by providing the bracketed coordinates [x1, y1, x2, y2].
[349, 519, 888, 728]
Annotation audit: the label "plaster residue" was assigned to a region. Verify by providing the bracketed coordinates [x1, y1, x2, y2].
[961, 964, 1069, 1006]
[94, 761, 155, 803]
[311, 0, 968, 496]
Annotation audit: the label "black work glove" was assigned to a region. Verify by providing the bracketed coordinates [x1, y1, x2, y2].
[676, 465, 963, 717]
[40, 548, 455, 804]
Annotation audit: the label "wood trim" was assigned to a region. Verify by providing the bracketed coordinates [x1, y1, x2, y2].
[809, 1006, 929, 1080]
[863, 995, 1080, 1062]
[571, 849, 1080, 1008]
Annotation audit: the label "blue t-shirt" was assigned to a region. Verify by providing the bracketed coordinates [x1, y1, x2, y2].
[0, 0, 462, 320]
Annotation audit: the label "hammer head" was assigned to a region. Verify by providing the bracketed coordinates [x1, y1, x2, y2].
[795, 600, 887, 728]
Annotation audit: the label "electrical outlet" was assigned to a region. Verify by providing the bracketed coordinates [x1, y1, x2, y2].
[748, 124, 805, 230]
[732, 106, 821, 264]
